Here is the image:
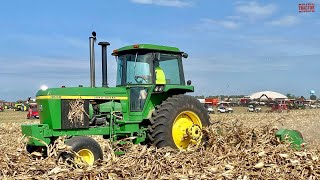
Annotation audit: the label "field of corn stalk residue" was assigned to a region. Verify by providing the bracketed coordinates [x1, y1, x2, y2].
[1, 109, 320, 179]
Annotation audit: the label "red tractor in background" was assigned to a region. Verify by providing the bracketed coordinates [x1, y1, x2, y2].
[267, 100, 289, 113]
[27, 103, 39, 119]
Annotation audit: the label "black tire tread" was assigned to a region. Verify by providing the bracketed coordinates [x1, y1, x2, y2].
[148, 94, 210, 149]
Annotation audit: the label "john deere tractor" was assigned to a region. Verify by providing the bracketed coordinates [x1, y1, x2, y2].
[21, 32, 210, 165]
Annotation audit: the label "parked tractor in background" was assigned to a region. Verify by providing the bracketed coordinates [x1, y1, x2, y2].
[267, 101, 289, 113]
[27, 103, 39, 119]
[295, 100, 306, 109]
[14, 102, 26, 111]
[21, 32, 210, 165]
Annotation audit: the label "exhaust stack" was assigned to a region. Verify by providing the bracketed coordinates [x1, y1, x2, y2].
[98, 41, 110, 87]
[89, 31, 96, 87]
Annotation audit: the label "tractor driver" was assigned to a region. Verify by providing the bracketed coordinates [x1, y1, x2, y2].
[134, 60, 166, 85]
[155, 62, 166, 84]
[138, 61, 166, 107]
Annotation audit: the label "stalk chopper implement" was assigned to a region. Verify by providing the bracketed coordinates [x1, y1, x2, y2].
[21, 32, 210, 165]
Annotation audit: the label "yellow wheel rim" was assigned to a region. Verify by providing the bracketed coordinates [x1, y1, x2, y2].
[75, 149, 94, 165]
[172, 111, 203, 149]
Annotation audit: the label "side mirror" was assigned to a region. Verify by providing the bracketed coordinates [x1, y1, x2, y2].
[182, 53, 188, 58]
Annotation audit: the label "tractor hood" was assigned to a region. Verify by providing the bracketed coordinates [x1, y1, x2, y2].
[33, 87, 128, 130]
[36, 87, 128, 100]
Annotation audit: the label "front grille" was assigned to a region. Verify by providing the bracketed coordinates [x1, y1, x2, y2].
[61, 100, 89, 129]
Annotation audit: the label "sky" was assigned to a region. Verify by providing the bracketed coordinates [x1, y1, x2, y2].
[0, 0, 319, 101]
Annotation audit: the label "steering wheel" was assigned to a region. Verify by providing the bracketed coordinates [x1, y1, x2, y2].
[134, 75, 148, 83]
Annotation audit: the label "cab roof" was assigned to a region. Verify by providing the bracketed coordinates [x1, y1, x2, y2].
[112, 44, 182, 56]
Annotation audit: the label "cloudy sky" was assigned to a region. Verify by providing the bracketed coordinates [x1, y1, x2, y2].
[0, 0, 319, 101]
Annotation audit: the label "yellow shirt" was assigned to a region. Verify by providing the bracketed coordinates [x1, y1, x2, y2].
[155, 66, 166, 84]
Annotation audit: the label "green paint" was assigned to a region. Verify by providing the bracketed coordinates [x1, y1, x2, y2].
[113, 44, 182, 55]
[21, 124, 51, 146]
[276, 129, 305, 150]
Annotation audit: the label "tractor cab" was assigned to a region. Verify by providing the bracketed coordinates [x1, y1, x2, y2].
[113, 44, 187, 86]
[112, 44, 189, 111]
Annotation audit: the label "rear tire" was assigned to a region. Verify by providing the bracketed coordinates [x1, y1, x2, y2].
[148, 94, 210, 149]
[62, 136, 103, 165]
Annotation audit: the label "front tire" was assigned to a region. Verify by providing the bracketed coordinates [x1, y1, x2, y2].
[63, 136, 103, 166]
[148, 95, 210, 149]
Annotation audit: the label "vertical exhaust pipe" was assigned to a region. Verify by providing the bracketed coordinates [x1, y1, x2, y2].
[89, 31, 96, 87]
[98, 41, 110, 87]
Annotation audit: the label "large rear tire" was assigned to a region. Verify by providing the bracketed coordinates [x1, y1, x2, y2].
[63, 136, 103, 166]
[148, 94, 210, 149]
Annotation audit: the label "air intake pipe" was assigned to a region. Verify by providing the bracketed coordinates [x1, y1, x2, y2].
[98, 41, 110, 87]
[89, 31, 96, 87]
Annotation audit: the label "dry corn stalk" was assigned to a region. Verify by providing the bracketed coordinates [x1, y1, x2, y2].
[67, 99, 89, 125]
[1, 108, 320, 179]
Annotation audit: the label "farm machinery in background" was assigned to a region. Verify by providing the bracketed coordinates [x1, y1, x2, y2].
[13, 101, 27, 111]
[287, 99, 306, 110]
[250, 93, 289, 113]
[20, 32, 305, 165]
[198, 98, 219, 114]
[0, 101, 14, 110]
[26, 98, 39, 119]
[217, 102, 233, 113]
[198, 98, 214, 114]
[267, 101, 289, 113]
[205, 98, 218, 114]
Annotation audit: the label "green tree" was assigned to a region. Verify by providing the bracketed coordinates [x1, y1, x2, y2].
[286, 93, 297, 99]
[194, 95, 205, 99]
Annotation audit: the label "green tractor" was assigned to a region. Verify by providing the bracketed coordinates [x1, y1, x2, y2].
[21, 32, 210, 165]
[14, 102, 26, 111]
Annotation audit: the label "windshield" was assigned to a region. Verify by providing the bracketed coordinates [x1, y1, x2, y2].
[117, 52, 153, 85]
[116, 52, 185, 86]
[157, 53, 184, 85]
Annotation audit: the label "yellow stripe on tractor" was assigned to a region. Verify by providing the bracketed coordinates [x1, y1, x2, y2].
[36, 96, 128, 100]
